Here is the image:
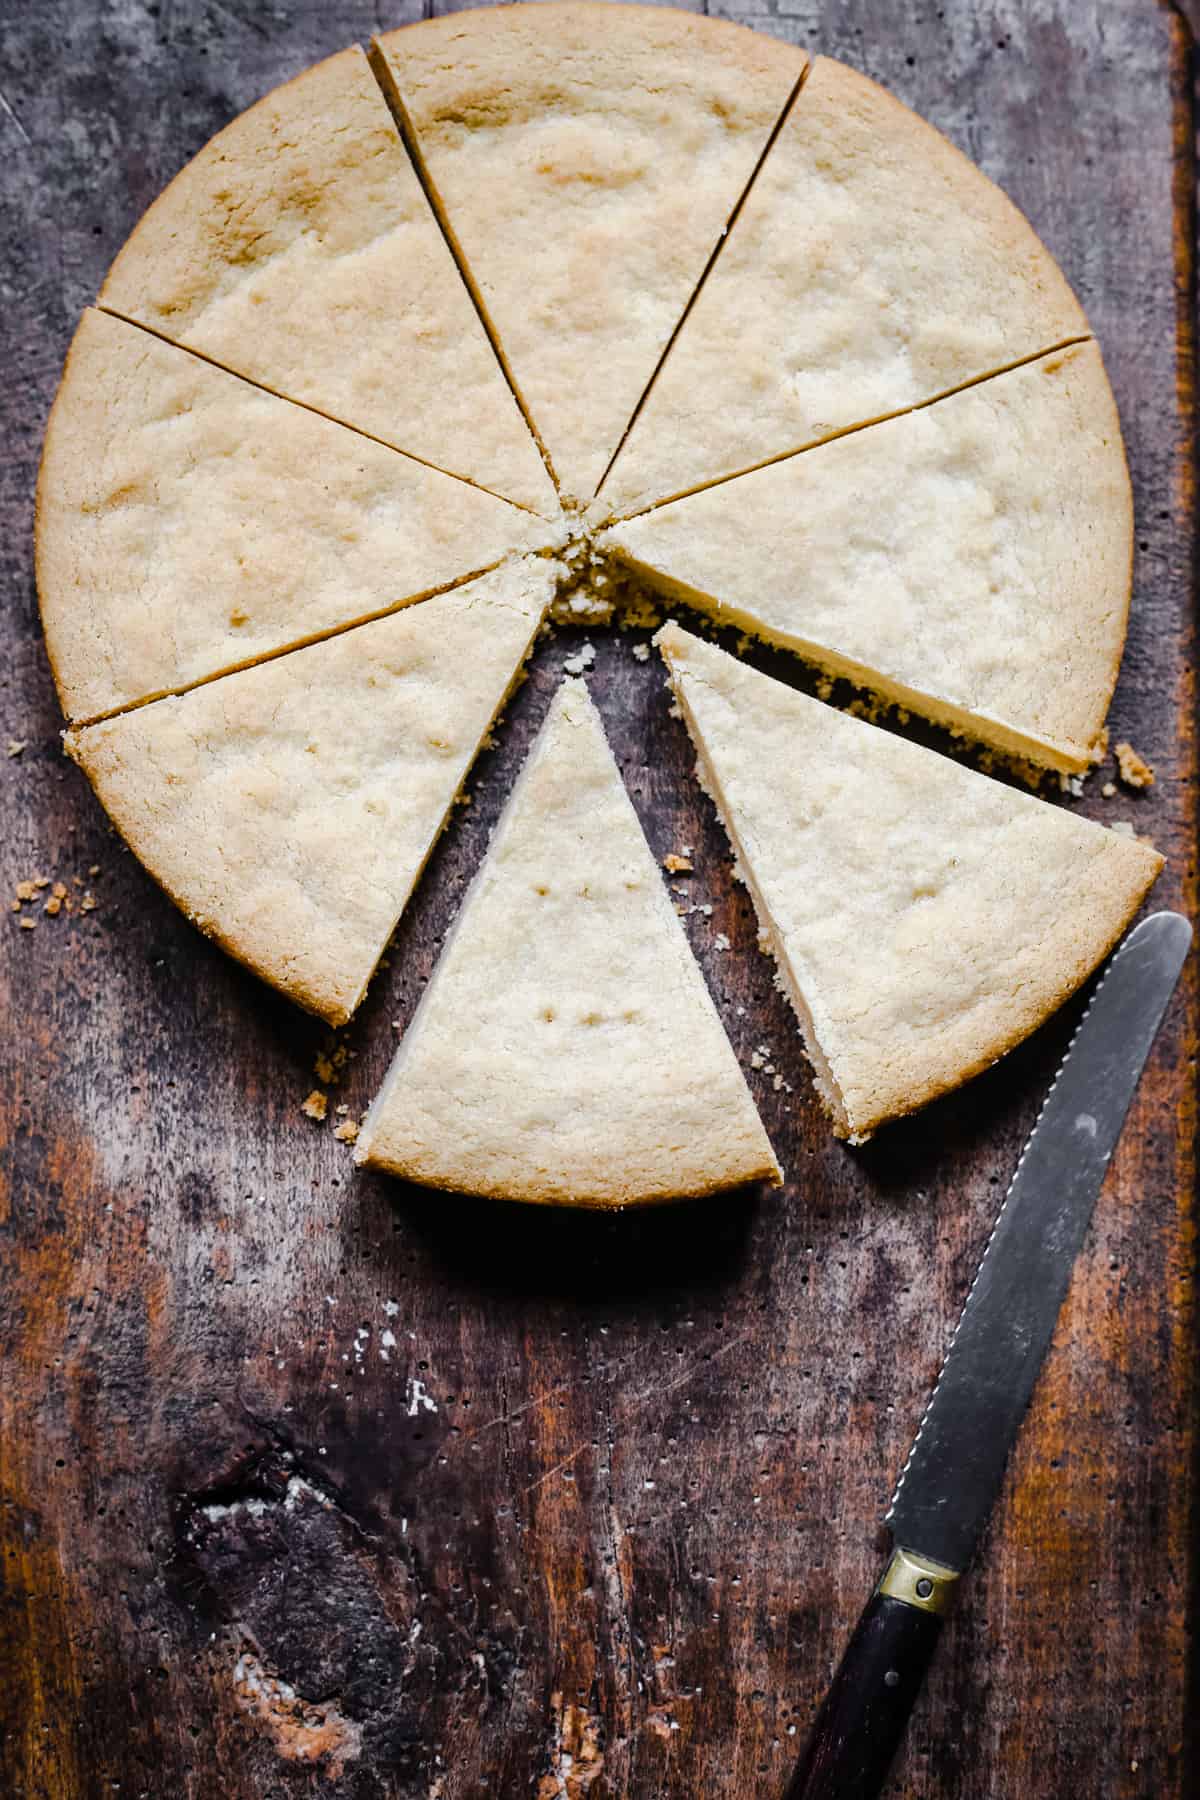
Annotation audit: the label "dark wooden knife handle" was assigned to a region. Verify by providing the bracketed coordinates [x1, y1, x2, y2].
[784, 1592, 944, 1800]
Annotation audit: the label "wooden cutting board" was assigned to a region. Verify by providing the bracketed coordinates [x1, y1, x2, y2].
[0, 3, 1194, 1796]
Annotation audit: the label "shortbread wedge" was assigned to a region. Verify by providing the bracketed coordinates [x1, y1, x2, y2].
[65, 562, 553, 1025]
[599, 56, 1089, 519]
[374, 4, 805, 504]
[603, 343, 1128, 772]
[99, 46, 557, 516]
[657, 626, 1162, 1140]
[357, 678, 779, 1204]
[38, 309, 558, 723]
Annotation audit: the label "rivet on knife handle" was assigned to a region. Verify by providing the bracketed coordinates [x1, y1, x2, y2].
[876, 1548, 958, 1616]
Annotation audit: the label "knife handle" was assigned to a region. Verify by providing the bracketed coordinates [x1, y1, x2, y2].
[784, 1550, 958, 1800]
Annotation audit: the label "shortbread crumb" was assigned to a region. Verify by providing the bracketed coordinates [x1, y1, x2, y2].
[1115, 741, 1154, 789]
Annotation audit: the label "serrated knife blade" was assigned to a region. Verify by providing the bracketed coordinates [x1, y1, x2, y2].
[884, 907, 1191, 1571]
[785, 911, 1191, 1800]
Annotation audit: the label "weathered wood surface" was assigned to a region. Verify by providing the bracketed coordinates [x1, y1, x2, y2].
[0, 2, 1194, 1796]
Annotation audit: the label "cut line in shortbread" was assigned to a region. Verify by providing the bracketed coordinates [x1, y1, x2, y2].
[38, 308, 559, 724]
[99, 44, 558, 517]
[602, 342, 1129, 772]
[599, 55, 1090, 519]
[65, 561, 554, 1025]
[374, 3, 807, 505]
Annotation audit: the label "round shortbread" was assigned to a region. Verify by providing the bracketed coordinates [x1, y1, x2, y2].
[36, 3, 1151, 1196]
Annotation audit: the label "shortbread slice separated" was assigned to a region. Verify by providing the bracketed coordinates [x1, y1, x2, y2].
[375, 4, 805, 503]
[65, 562, 553, 1025]
[357, 678, 779, 1204]
[657, 626, 1162, 1140]
[38, 310, 559, 723]
[100, 46, 557, 516]
[603, 344, 1128, 772]
[600, 56, 1089, 518]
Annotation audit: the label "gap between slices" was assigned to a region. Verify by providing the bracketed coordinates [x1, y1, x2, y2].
[64, 562, 555, 1026]
[97, 44, 558, 518]
[39, 308, 565, 725]
[356, 676, 780, 1204]
[372, 4, 808, 509]
[595, 54, 1092, 521]
[655, 624, 1162, 1142]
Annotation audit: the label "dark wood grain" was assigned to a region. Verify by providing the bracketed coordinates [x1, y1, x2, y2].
[0, 3, 1194, 1797]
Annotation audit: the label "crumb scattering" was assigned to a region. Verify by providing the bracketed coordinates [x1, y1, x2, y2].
[314, 1039, 352, 1086]
[6, 739, 27, 758]
[562, 642, 596, 676]
[1115, 741, 1154, 789]
[19, 916, 36, 931]
[302, 1089, 328, 1122]
[1101, 781, 1117, 798]
[663, 851, 693, 874]
[632, 642, 650, 662]
[12, 866, 97, 924]
[333, 1119, 359, 1144]
[713, 932, 731, 952]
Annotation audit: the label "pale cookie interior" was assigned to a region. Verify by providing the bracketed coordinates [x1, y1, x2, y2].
[599, 55, 1089, 518]
[601, 343, 1130, 773]
[99, 45, 558, 516]
[357, 677, 780, 1204]
[656, 623, 1162, 1141]
[65, 562, 554, 1025]
[375, 3, 806, 504]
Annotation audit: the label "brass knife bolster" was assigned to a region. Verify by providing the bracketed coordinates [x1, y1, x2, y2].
[877, 1548, 960, 1617]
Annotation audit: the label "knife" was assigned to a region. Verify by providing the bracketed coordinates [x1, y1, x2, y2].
[785, 909, 1191, 1800]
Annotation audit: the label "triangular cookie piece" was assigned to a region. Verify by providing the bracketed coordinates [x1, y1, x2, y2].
[600, 56, 1088, 518]
[603, 344, 1128, 771]
[374, 6, 805, 504]
[657, 625, 1162, 1141]
[100, 46, 557, 517]
[357, 678, 779, 1204]
[39, 310, 560, 723]
[65, 561, 554, 1025]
